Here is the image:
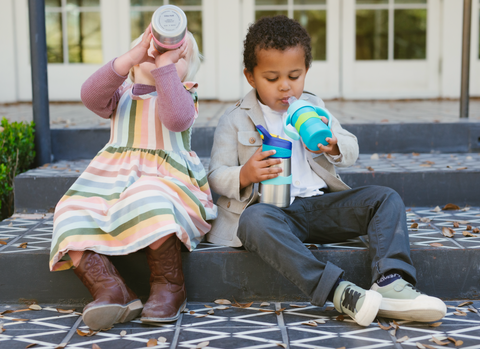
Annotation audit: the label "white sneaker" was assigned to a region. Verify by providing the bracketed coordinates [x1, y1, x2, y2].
[371, 279, 446, 322]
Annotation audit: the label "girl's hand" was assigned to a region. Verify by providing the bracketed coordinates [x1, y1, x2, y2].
[305, 116, 340, 156]
[155, 40, 188, 68]
[240, 148, 283, 189]
[113, 26, 156, 76]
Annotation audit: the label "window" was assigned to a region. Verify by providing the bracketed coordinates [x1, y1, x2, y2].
[130, 0, 203, 53]
[255, 0, 327, 61]
[478, 0, 480, 59]
[356, 0, 427, 60]
[45, 0, 102, 64]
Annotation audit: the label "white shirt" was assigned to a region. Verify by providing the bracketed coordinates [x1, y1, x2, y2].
[258, 101, 328, 202]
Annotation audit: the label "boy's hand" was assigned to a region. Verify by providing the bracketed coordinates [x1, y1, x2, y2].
[154, 40, 188, 68]
[240, 148, 283, 189]
[305, 116, 340, 156]
[114, 26, 156, 76]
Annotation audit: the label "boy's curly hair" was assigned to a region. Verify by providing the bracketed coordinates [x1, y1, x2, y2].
[243, 15, 312, 73]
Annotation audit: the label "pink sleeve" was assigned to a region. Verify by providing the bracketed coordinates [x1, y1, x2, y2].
[151, 64, 196, 132]
[80, 58, 128, 119]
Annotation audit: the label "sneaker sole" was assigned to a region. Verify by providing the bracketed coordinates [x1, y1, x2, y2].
[378, 295, 446, 322]
[354, 290, 383, 326]
[82, 299, 143, 330]
[140, 299, 187, 323]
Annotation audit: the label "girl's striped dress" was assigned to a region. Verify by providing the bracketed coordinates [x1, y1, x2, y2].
[50, 82, 217, 271]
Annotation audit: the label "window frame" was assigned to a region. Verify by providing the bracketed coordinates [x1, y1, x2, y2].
[45, 0, 102, 64]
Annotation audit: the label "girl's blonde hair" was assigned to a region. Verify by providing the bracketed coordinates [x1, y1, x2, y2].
[128, 31, 203, 83]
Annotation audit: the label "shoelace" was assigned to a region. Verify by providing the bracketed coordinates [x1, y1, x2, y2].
[405, 283, 423, 294]
[342, 287, 361, 313]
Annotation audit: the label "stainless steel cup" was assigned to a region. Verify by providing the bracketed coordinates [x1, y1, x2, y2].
[151, 5, 187, 53]
[259, 158, 291, 208]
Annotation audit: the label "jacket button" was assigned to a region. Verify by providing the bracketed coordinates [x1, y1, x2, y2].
[227, 201, 231, 208]
[249, 137, 256, 144]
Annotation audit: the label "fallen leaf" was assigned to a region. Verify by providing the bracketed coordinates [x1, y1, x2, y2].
[420, 217, 431, 223]
[19, 242, 28, 249]
[473, 227, 480, 233]
[0, 310, 13, 315]
[92, 345, 102, 349]
[442, 227, 455, 238]
[11, 318, 28, 322]
[12, 309, 31, 313]
[366, 166, 374, 171]
[430, 242, 443, 247]
[314, 319, 326, 324]
[370, 153, 379, 160]
[196, 314, 209, 318]
[453, 221, 460, 228]
[410, 223, 419, 229]
[336, 314, 344, 321]
[463, 231, 478, 237]
[289, 304, 306, 308]
[389, 328, 397, 336]
[302, 320, 318, 327]
[189, 311, 195, 315]
[423, 345, 437, 349]
[0, 240, 7, 245]
[457, 167, 467, 170]
[447, 305, 456, 308]
[466, 225, 472, 230]
[453, 310, 467, 316]
[457, 220, 470, 224]
[443, 203, 460, 210]
[260, 302, 270, 307]
[158, 336, 167, 343]
[259, 309, 274, 313]
[56, 308, 75, 314]
[25, 344, 37, 348]
[275, 308, 286, 315]
[207, 309, 214, 315]
[0, 325, 4, 333]
[420, 164, 431, 167]
[336, 347, 346, 349]
[387, 153, 393, 159]
[55, 343, 68, 349]
[431, 335, 450, 345]
[468, 308, 478, 313]
[217, 306, 229, 310]
[147, 338, 157, 347]
[416, 342, 425, 349]
[412, 152, 420, 156]
[457, 301, 473, 307]
[378, 321, 392, 330]
[306, 244, 318, 249]
[29, 304, 42, 311]
[392, 320, 400, 328]
[429, 322, 442, 327]
[204, 305, 212, 308]
[214, 299, 231, 305]
[276, 344, 287, 348]
[432, 206, 442, 212]
[455, 340, 464, 346]
[76, 329, 97, 337]
[120, 330, 126, 337]
[424, 161, 435, 165]
[197, 341, 209, 348]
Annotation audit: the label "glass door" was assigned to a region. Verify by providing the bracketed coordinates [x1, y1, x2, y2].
[342, 0, 441, 99]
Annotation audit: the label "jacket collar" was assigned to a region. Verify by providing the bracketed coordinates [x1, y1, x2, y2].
[240, 89, 266, 128]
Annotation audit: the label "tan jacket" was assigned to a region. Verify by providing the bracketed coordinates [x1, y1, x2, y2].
[206, 89, 359, 247]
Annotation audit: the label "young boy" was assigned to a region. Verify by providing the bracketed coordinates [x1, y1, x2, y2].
[207, 16, 446, 326]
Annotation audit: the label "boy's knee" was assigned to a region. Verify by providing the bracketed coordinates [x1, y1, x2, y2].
[238, 203, 280, 243]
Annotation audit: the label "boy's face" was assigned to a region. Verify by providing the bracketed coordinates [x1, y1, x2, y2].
[244, 46, 308, 112]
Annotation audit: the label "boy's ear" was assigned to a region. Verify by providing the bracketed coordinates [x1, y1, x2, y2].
[243, 68, 256, 89]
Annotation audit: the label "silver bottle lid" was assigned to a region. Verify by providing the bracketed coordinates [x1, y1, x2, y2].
[151, 5, 187, 45]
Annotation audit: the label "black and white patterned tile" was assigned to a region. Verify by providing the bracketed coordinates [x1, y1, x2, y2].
[1, 301, 479, 349]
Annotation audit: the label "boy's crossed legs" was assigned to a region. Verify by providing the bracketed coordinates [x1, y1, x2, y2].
[238, 185, 446, 326]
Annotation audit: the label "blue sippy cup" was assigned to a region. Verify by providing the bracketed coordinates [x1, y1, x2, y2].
[256, 125, 292, 208]
[283, 96, 333, 151]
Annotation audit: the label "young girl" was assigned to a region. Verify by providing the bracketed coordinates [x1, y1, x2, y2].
[49, 27, 217, 330]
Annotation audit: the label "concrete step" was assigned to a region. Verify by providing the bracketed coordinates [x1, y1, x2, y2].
[0, 208, 479, 304]
[14, 153, 480, 214]
[50, 122, 480, 161]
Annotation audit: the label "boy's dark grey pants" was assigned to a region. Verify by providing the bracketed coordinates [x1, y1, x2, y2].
[237, 185, 416, 306]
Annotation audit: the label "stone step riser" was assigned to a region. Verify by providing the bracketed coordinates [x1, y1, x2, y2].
[1, 248, 478, 304]
[52, 123, 480, 161]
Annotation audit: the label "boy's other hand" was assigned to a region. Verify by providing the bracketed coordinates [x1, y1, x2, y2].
[240, 148, 283, 189]
[305, 116, 340, 156]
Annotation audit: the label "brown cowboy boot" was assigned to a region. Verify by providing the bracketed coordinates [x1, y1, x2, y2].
[74, 251, 143, 330]
[141, 235, 187, 323]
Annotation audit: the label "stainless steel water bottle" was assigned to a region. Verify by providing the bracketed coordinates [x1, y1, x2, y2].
[150, 5, 188, 54]
[256, 125, 292, 208]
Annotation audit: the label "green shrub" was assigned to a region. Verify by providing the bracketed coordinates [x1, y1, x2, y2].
[0, 117, 36, 220]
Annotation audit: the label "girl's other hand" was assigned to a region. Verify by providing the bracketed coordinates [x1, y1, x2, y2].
[155, 40, 188, 68]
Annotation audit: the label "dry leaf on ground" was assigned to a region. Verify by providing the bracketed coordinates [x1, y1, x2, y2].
[429, 322, 442, 327]
[442, 227, 455, 238]
[443, 203, 460, 210]
[276, 344, 287, 348]
[468, 308, 478, 313]
[56, 308, 74, 314]
[214, 299, 231, 305]
[19, 242, 28, 249]
[55, 343, 68, 349]
[146, 338, 157, 347]
[314, 319, 326, 324]
[29, 304, 41, 311]
[447, 337, 463, 346]
[466, 225, 472, 230]
[377, 321, 392, 330]
[289, 304, 306, 308]
[259, 309, 274, 313]
[430, 242, 443, 247]
[302, 321, 318, 327]
[197, 341, 209, 348]
[120, 330, 127, 337]
[207, 309, 214, 315]
[196, 314, 209, 318]
[420, 217, 431, 223]
[189, 311, 195, 315]
[395, 336, 408, 343]
[92, 345, 102, 349]
[389, 328, 397, 336]
[0, 240, 7, 245]
[431, 335, 450, 345]
[463, 231, 478, 237]
[366, 166, 374, 171]
[432, 206, 442, 212]
[410, 223, 419, 229]
[416, 342, 425, 349]
[76, 329, 97, 337]
[473, 227, 480, 233]
[336, 315, 344, 321]
[370, 153, 379, 160]
[453, 310, 467, 316]
[204, 305, 212, 308]
[158, 336, 167, 343]
[217, 306, 229, 310]
[25, 343, 37, 348]
[260, 302, 270, 307]
[453, 222, 460, 228]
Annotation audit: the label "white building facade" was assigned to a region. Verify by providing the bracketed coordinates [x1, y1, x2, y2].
[0, 0, 479, 103]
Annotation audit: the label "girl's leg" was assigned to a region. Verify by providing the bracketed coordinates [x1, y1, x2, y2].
[148, 233, 174, 250]
[73, 251, 143, 330]
[68, 250, 84, 268]
[141, 234, 186, 323]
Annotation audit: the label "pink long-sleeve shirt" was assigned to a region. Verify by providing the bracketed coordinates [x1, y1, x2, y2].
[80, 59, 196, 132]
